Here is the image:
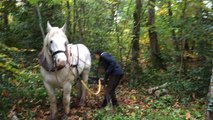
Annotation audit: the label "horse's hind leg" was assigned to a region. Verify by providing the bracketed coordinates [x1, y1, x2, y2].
[79, 69, 89, 106]
[44, 82, 57, 120]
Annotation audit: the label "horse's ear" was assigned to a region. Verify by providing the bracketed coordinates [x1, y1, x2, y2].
[61, 23, 66, 33]
[47, 21, 52, 32]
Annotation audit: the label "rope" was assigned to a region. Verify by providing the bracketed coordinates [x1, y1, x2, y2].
[80, 79, 102, 95]
[69, 45, 102, 95]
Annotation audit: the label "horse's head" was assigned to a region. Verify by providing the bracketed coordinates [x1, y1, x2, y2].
[44, 21, 68, 70]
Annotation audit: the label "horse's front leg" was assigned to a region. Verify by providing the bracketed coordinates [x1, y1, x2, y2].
[63, 82, 71, 116]
[44, 82, 57, 120]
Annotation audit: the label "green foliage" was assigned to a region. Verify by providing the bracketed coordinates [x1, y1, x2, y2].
[0, 0, 212, 119]
[0, 43, 46, 119]
[94, 106, 142, 120]
[1, 0, 66, 49]
[140, 61, 210, 107]
[28, 0, 39, 5]
[93, 95, 205, 120]
[0, 42, 208, 120]
[143, 107, 203, 119]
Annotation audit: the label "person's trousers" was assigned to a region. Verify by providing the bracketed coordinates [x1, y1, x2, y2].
[102, 75, 123, 107]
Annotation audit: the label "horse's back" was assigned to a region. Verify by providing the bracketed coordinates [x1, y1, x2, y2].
[70, 44, 91, 68]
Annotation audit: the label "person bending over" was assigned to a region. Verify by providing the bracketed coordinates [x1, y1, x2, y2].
[94, 50, 123, 108]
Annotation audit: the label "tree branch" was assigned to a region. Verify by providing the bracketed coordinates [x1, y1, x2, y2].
[35, 3, 45, 39]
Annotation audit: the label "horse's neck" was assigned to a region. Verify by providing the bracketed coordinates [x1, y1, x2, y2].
[43, 49, 52, 64]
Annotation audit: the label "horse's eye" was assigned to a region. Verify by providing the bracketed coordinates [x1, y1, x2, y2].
[50, 40, 53, 44]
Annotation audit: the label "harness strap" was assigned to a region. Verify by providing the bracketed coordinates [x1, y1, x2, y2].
[70, 64, 78, 68]
[70, 45, 80, 80]
[52, 50, 66, 58]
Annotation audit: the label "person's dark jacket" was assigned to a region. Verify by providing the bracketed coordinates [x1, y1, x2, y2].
[99, 52, 123, 82]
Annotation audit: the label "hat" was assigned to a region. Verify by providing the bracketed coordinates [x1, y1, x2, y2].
[94, 50, 103, 55]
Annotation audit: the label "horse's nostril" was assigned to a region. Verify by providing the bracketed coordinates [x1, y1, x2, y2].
[58, 59, 60, 62]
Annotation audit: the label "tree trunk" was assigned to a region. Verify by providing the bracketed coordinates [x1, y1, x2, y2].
[179, 0, 188, 74]
[148, 0, 164, 69]
[73, 0, 77, 42]
[66, 0, 72, 42]
[110, 1, 116, 29]
[205, 62, 213, 120]
[35, 3, 45, 39]
[167, 1, 178, 51]
[79, 2, 85, 42]
[3, 13, 9, 31]
[181, 0, 189, 51]
[130, 0, 142, 87]
[82, 2, 86, 40]
[113, 1, 123, 65]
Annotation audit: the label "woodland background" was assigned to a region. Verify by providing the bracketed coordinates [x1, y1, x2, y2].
[0, 0, 212, 119]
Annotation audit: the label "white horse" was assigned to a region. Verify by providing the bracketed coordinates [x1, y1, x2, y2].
[38, 22, 91, 119]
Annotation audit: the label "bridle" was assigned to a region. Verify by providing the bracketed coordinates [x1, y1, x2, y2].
[48, 41, 69, 71]
[51, 50, 66, 58]
[47, 42, 89, 72]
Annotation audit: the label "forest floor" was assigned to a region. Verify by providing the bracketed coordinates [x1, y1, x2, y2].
[0, 43, 207, 120]
[26, 83, 145, 120]
[6, 82, 144, 120]
[6, 82, 206, 120]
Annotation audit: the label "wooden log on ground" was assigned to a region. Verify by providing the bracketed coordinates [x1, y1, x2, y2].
[148, 83, 168, 94]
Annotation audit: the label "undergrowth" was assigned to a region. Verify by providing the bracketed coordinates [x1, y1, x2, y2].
[0, 43, 209, 119]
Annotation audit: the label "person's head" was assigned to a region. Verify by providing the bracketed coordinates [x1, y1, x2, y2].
[94, 50, 103, 60]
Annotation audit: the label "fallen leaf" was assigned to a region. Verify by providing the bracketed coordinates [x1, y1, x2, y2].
[44, 111, 50, 115]
[18, 99, 23, 104]
[186, 112, 191, 119]
[2, 89, 9, 97]
[9, 79, 17, 86]
[173, 102, 181, 108]
[11, 104, 16, 111]
[130, 95, 136, 101]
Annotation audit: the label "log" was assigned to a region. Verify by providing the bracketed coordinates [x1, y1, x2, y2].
[155, 89, 168, 97]
[148, 83, 168, 94]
